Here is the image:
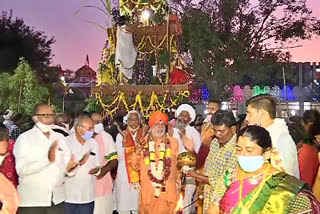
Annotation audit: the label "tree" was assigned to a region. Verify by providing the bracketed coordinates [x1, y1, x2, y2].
[0, 10, 55, 83]
[0, 58, 50, 115]
[173, 0, 320, 98]
[0, 73, 12, 110]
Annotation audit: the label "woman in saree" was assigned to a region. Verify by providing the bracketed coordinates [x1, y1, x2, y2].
[209, 125, 320, 214]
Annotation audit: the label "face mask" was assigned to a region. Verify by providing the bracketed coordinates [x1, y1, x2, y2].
[237, 155, 265, 172]
[36, 122, 53, 133]
[94, 123, 104, 133]
[205, 115, 212, 122]
[62, 123, 70, 131]
[255, 112, 262, 126]
[0, 153, 7, 166]
[82, 131, 94, 140]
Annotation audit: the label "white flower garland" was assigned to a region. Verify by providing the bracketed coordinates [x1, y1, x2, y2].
[149, 140, 166, 197]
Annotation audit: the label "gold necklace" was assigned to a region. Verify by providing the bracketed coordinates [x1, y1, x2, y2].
[238, 163, 271, 213]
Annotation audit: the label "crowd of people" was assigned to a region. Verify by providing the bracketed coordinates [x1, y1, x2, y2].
[1, 94, 320, 214]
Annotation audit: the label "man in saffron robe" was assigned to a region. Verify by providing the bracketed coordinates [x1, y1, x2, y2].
[131, 111, 180, 214]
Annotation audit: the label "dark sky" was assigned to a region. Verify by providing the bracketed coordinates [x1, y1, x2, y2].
[2, 0, 320, 71]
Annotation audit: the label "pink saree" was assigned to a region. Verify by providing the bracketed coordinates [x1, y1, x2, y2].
[220, 176, 262, 213]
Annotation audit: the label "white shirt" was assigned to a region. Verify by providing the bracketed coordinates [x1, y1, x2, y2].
[266, 118, 300, 178]
[64, 134, 100, 204]
[173, 125, 201, 154]
[114, 132, 139, 211]
[14, 126, 71, 207]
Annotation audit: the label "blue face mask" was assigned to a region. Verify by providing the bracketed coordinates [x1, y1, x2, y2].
[82, 131, 94, 140]
[237, 155, 265, 172]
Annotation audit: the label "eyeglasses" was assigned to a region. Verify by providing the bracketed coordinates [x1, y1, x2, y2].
[34, 114, 56, 119]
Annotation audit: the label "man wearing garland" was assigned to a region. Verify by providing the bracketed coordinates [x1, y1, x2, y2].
[131, 111, 180, 214]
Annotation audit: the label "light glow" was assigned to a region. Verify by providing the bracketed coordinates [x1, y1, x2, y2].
[141, 9, 151, 22]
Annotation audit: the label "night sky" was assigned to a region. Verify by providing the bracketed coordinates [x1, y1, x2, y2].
[2, 0, 320, 71]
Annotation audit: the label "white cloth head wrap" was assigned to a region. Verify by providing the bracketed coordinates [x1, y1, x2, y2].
[3, 109, 13, 120]
[123, 110, 141, 124]
[175, 104, 196, 123]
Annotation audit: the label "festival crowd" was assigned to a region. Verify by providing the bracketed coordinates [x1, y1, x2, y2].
[1, 94, 320, 214]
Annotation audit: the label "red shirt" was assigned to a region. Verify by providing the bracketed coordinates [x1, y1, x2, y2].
[298, 144, 319, 188]
[0, 139, 18, 188]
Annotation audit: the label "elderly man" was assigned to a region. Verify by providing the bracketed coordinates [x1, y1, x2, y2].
[14, 104, 76, 214]
[53, 113, 72, 137]
[131, 111, 180, 214]
[64, 116, 102, 214]
[246, 94, 299, 178]
[91, 113, 118, 214]
[113, 111, 144, 214]
[172, 104, 201, 214]
[187, 110, 238, 213]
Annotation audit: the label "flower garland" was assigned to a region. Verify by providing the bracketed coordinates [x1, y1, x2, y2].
[95, 90, 190, 117]
[143, 136, 172, 197]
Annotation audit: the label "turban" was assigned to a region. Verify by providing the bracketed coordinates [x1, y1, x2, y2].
[175, 104, 196, 122]
[149, 111, 169, 127]
[123, 110, 141, 124]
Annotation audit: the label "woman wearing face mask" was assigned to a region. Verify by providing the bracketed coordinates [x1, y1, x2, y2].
[208, 125, 320, 214]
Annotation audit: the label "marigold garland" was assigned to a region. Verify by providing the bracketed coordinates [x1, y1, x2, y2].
[95, 89, 190, 117]
[143, 135, 172, 197]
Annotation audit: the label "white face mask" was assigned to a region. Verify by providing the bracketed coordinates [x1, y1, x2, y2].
[256, 112, 262, 126]
[36, 122, 53, 133]
[94, 123, 104, 133]
[237, 155, 265, 172]
[0, 153, 7, 166]
[61, 123, 70, 131]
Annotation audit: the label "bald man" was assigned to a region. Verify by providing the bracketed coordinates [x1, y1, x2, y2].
[64, 116, 101, 214]
[14, 104, 76, 214]
[91, 113, 118, 214]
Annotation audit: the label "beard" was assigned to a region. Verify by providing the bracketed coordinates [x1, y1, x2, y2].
[176, 119, 188, 130]
[151, 126, 166, 138]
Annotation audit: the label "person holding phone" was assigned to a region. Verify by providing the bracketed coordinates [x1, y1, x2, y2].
[64, 116, 101, 214]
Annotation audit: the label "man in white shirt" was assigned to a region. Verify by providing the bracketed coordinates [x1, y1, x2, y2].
[172, 104, 201, 214]
[91, 113, 118, 214]
[64, 116, 101, 214]
[114, 111, 144, 214]
[246, 94, 300, 178]
[14, 104, 77, 214]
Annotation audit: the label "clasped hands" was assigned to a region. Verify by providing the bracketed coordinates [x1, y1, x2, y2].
[48, 142, 102, 178]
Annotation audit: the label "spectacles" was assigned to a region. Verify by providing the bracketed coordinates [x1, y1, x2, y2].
[34, 114, 56, 119]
